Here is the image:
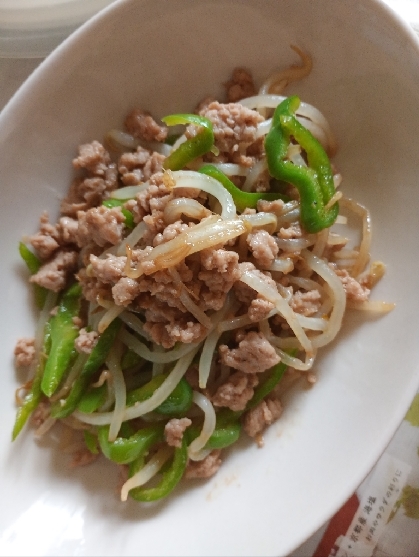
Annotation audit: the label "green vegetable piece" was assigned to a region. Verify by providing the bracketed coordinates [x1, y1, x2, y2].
[102, 199, 135, 229]
[98, 424, 165, 465]
[12, 322, 51, 440]
[265, 95, 338, 233]
[129, 436, 188, 502]
[121, 348, 143, 370]
[187, 415, 241, 450]
[50, 317, 122, 419]
[19, 242, 47, 309]
[162, 114, 214, 171]
[83, 430, 99, 454]
[41, 283, 82, 397]
[198, 164, 288, 213]
[165, 134, 181, 146]
[126, 373, 193, 416]
[206, 421, 241, 450]
[77, 383, 108, 413]
[246, 349, 298, 410]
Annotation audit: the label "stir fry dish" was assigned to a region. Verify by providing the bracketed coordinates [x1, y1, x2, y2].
[13, 47, 393, 503]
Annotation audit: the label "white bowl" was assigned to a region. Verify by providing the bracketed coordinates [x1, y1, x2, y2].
[0, 0, 114, 58]
[1, 0, 419, 555]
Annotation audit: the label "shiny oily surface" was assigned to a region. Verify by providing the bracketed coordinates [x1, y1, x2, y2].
[1, 0, 419, 555]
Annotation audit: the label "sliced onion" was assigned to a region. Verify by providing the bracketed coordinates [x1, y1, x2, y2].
[168, 267, 213, 330]
[111, 184, 149, 199]
[242, 159, 268, 192]
[275, 236, 316, 252]
[242, 211, 277, 233]
[106, 341, 126, 442]
[340, 196, 372, 278]
[187, 392, 217, 461]
[116, 221, 147, 256]
[239, 269, 313, 354]
[172, 170, 237, 219]
[240, 94, 337, 155]
[97, 304, 125, 333]
[300, 249, 346, 348]
[119, 328, 201, 364]
[120, 445, 173, 502]
[119, 310, 150, 340]
[347, 300, 395, 312]
[163, 197, 212, 224]
[74, 346, 200, 425]
[268, 257, 294, 274]
[126, 215, 247, 278]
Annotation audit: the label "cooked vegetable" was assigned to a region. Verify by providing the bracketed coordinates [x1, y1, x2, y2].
[162, 114, 214, 170]
[265, 95, 339, 233]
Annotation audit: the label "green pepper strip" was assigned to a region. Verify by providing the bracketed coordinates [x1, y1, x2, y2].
[245, 350, 297, 411]
[41, 283, 82, 397]
[126, 373, 193, 416]
[102, 198, 135, 230]
[187, 408, 241, 450]
[12, 321, 51, 440]
[121, 348, 143, 370]
[50, 318, 122, 419]
[98, 423, 165, 465]
[19, 242, 47, 309]
[265, 95, 339, 233]
[83, 430, 99, 454]
[162, 114, 214, 171]
[129, 436, 188, 502]
[77, 382, 108, 413]
[198, 164, 289, 213]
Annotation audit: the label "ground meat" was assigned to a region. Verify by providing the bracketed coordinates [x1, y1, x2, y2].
[243, 397, 283, 440]
[334, 268, 370, 302]
[165, 320, 206, 345]
[73, 140, 111, 176]
[200, 247, 240, 275]
[77, 206, 126, 247]
[61, 142, 117, 216]
[248, 296, 275, 322]
[30, 249, 78, 292]
[279, 223, 303, 239]
[58, 216, 79, 245]
[61, 171, 118, 217]
[124, 108, 168, 142]
[14, 337, 35, 366]
[153, 220, 190, 246]
[164, 418, 192, 448]
[136, 175, 170, 211]
[257, 198, 285, 215]
[137, 270, 185, 312]
[212, 371, 259, 411]
[74, 328, 98, 354]
[29, 212, 61, 260]
[112, 277, 142, 306]
[289, 289, 322, 316]
[89, 254, 126, 284]
[247, 229, 279, 268]
[77, 268, 111, 303]
[118, 147, 165, 185]
[219, 331, 280, 374]
[185, 450, 222, 479]
[199, 101, 263, 155]
[198, 248, 241, 302]
[139, 291, 205, 348]
[224, 68, 256, 102]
